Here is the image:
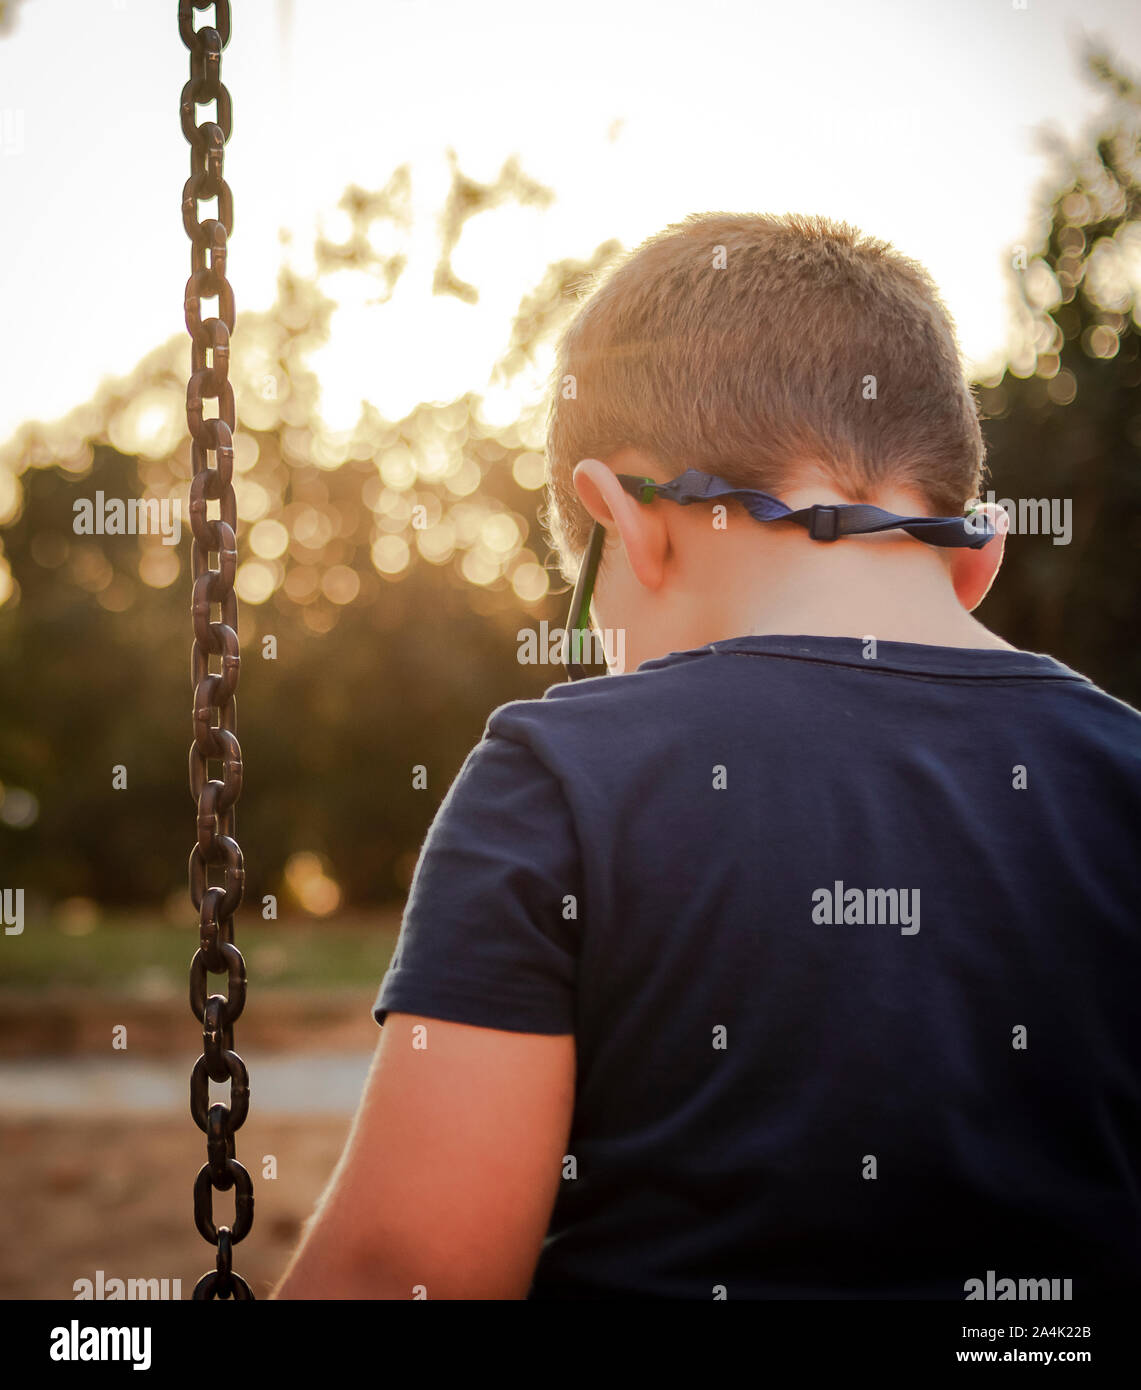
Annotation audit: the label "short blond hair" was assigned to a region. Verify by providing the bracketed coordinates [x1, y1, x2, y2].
[543, 211, 985, 574]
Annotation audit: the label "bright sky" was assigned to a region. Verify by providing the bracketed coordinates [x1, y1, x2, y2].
[0, 0, 1138, 447]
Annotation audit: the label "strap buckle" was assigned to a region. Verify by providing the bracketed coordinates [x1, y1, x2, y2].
[808, 504, 841, 541]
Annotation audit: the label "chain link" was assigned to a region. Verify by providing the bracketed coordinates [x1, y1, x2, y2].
[179, 0, 254, 1303]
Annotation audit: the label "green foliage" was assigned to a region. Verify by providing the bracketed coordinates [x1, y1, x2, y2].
[975, 45, 1141, 702]
[2, 915, 400, 993]
[0, 402, 567, 910]
[0, 257, 577, 909]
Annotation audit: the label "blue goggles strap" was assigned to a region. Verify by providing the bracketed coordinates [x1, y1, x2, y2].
[617, 469, 996, 550]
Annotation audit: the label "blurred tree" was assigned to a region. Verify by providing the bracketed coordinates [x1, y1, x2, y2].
[0, 261, 574, 913]
[975, 42, 1141, 702]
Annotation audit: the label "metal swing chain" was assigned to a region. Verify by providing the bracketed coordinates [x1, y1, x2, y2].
[179, 0, 254, 1302]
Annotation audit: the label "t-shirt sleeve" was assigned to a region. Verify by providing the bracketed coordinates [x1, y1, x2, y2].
[372, 727, 581, 1035]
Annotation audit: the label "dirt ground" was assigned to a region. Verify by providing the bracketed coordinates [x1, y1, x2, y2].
[2, 1113, 356, 1300]
[0, 988, 378, 1300]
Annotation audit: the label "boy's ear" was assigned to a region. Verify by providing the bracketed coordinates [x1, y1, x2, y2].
[571, 458, 625, 527]
[949, 501, 1009, 611]
[571, 457, 669, 593]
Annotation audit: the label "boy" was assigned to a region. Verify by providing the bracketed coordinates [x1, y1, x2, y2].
[273, 213, 1141, 1299]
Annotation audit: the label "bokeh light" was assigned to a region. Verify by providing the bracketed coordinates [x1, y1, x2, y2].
[0, 785, 39, 828]
[283, 851, 342, 917]
[511, 557, 550, 603]
[512, 451, 546, 490]
[321, 564, 361, 604]
[250, 518, 290, 559]
[371, 534, 410, 575]
[235, 560, 278, 604]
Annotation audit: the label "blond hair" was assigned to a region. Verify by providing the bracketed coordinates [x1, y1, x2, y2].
[543, 212, 985, 574]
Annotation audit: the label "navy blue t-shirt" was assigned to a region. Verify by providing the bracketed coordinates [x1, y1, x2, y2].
[373, 634, 1141, 1299]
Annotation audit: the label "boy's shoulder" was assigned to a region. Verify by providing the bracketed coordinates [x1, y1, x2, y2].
[484, 634, 1141, 758]
[487, 646, 711, 738]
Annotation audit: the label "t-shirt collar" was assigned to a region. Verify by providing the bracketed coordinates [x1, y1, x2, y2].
[640, 633, 1088, 682]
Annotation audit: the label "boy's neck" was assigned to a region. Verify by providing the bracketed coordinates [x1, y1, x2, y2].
[728, 586, 1014, 651]
[678, 485, 1016, 654]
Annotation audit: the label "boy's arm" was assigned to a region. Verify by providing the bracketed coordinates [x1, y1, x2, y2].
[271, 1010, 576, 1300]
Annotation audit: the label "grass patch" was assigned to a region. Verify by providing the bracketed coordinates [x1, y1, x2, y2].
[2, 912, 402, 993]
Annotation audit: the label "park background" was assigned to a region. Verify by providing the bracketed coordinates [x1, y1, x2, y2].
[1, 0, 1140, 1298]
